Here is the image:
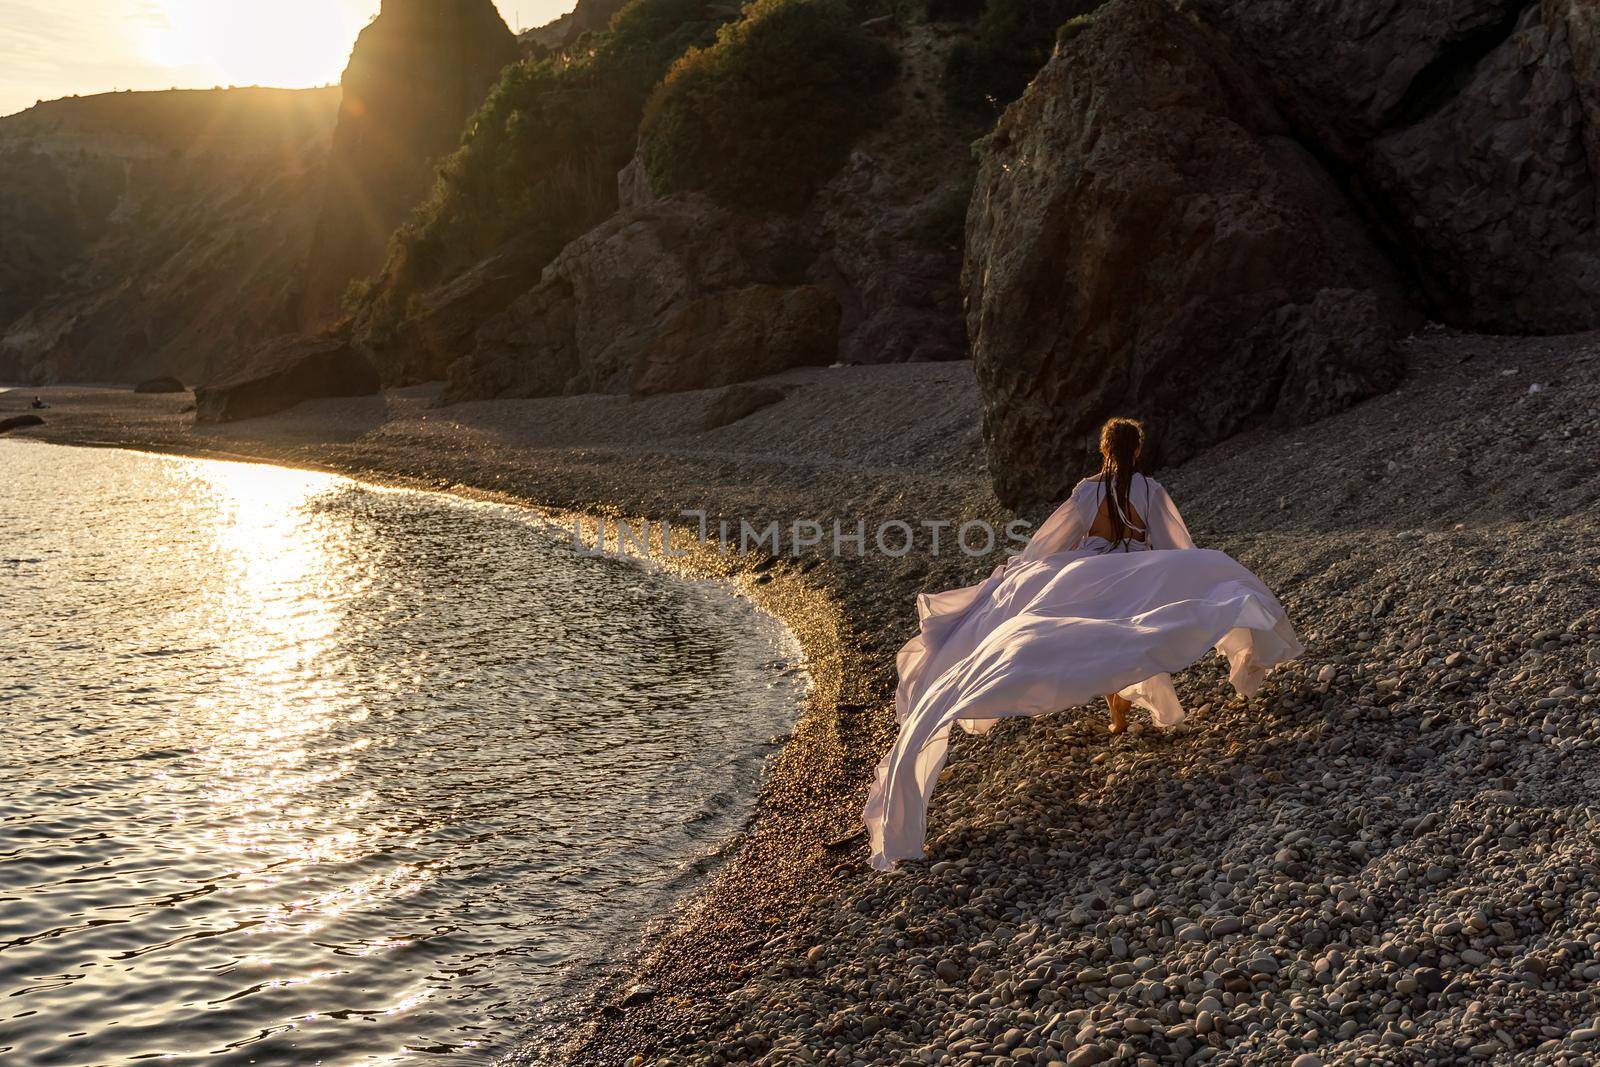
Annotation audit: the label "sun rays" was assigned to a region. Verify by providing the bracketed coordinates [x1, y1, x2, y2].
[0, 1, 565, 118]
[138, 0, 380, 89]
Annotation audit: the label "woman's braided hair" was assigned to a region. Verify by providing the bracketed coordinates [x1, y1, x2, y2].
[1098, 417, 1145, 549]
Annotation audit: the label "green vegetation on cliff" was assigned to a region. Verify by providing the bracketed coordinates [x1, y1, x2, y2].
[351, 0, 905, 371]
[369, 0, 729, 312]
[640, 0, 898, 213]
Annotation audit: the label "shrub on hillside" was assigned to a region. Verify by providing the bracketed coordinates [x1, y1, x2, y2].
[944, 0, 1103, 118]
[1056, 11, 1101, 47]
[640, 0, 899, 214]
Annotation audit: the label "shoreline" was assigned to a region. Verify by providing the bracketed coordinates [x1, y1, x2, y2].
[8, 366, 1005, 1063]
[6, 432, 842, 1061]
[9, 329, 1600, 1064]
[0, 434, 811, 1064]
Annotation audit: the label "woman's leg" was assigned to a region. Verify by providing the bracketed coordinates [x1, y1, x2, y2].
[1105, 692, 1130, 735]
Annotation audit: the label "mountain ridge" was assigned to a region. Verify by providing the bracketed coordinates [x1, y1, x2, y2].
[0, 86, 339, 386]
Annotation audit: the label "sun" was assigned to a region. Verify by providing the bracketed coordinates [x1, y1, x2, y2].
[140, 0, 380, 88]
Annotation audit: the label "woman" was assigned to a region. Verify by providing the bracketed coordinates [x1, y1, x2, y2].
[864, 418, 1302, 871]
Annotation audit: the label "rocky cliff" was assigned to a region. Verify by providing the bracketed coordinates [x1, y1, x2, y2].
[519, 0, 633, 50]
[968, 0, 1414, 507]
[409, 0, 1596, 455]
[1180, 0, 1600, 335]
[298, 0, 519, 328]
[433, 8, 975, 403]
[0, 0, 520, 389]
[970, 0, 1600, 507]
[341, 0, 742, 387]
[0, 88, 339, 386]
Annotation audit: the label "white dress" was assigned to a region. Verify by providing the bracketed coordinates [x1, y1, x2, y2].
[864, 474, 1303, 871]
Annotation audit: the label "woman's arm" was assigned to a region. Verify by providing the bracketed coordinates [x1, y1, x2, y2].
[1016, 481, 1095, 563]
[1145, 478, 1196, 550]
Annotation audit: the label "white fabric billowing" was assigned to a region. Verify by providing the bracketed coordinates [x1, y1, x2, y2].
[866, 475, 1302, 871]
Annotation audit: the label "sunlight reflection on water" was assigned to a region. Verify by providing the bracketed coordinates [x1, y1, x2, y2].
[0, 442, 805, 1066]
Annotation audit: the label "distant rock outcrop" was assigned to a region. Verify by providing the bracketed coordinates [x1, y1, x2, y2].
[803, 22, 971, 367]
[299, 0, 519, 328]
[968, 0, 1413, 507]
[0, 88, 339, 387]
[195, 336, 380, 423]
[134, 377, 186, 394]
[518, 0, 630, 51]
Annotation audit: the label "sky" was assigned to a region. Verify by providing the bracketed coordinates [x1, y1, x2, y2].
[0, 0, 577, 117]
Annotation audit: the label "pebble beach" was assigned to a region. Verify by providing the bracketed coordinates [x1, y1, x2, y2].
[9, 326, 1600, 1065]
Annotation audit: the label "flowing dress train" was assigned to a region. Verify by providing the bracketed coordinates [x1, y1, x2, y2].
[864, 474, 1303, 871]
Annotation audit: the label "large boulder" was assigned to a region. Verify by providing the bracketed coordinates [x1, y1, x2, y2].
[1573, 0, 1600, 166]
[195, 336, 380, 423]
[1179, 0, 1600, 333]
[0, 414, 44, 434]
[1364, 1, 1600, 331]
[445, 196, 838, 401]
[299, 0, 519, 328]
[134, 376, 186, 394]
[702, 382, 789, 431]
[1173, 0, 1529, 146]
[968, 0, 1413, 508]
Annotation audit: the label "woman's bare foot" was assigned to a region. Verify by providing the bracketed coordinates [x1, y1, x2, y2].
[1106, 693, 1130, 735]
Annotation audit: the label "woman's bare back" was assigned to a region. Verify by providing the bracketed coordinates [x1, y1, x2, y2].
[1087, 485, 1146, 544]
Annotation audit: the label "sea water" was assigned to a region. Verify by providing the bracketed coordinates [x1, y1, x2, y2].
[0, 441, 805, 1065]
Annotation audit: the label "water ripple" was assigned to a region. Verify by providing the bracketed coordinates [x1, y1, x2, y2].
[0, 441, 805, 1066]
